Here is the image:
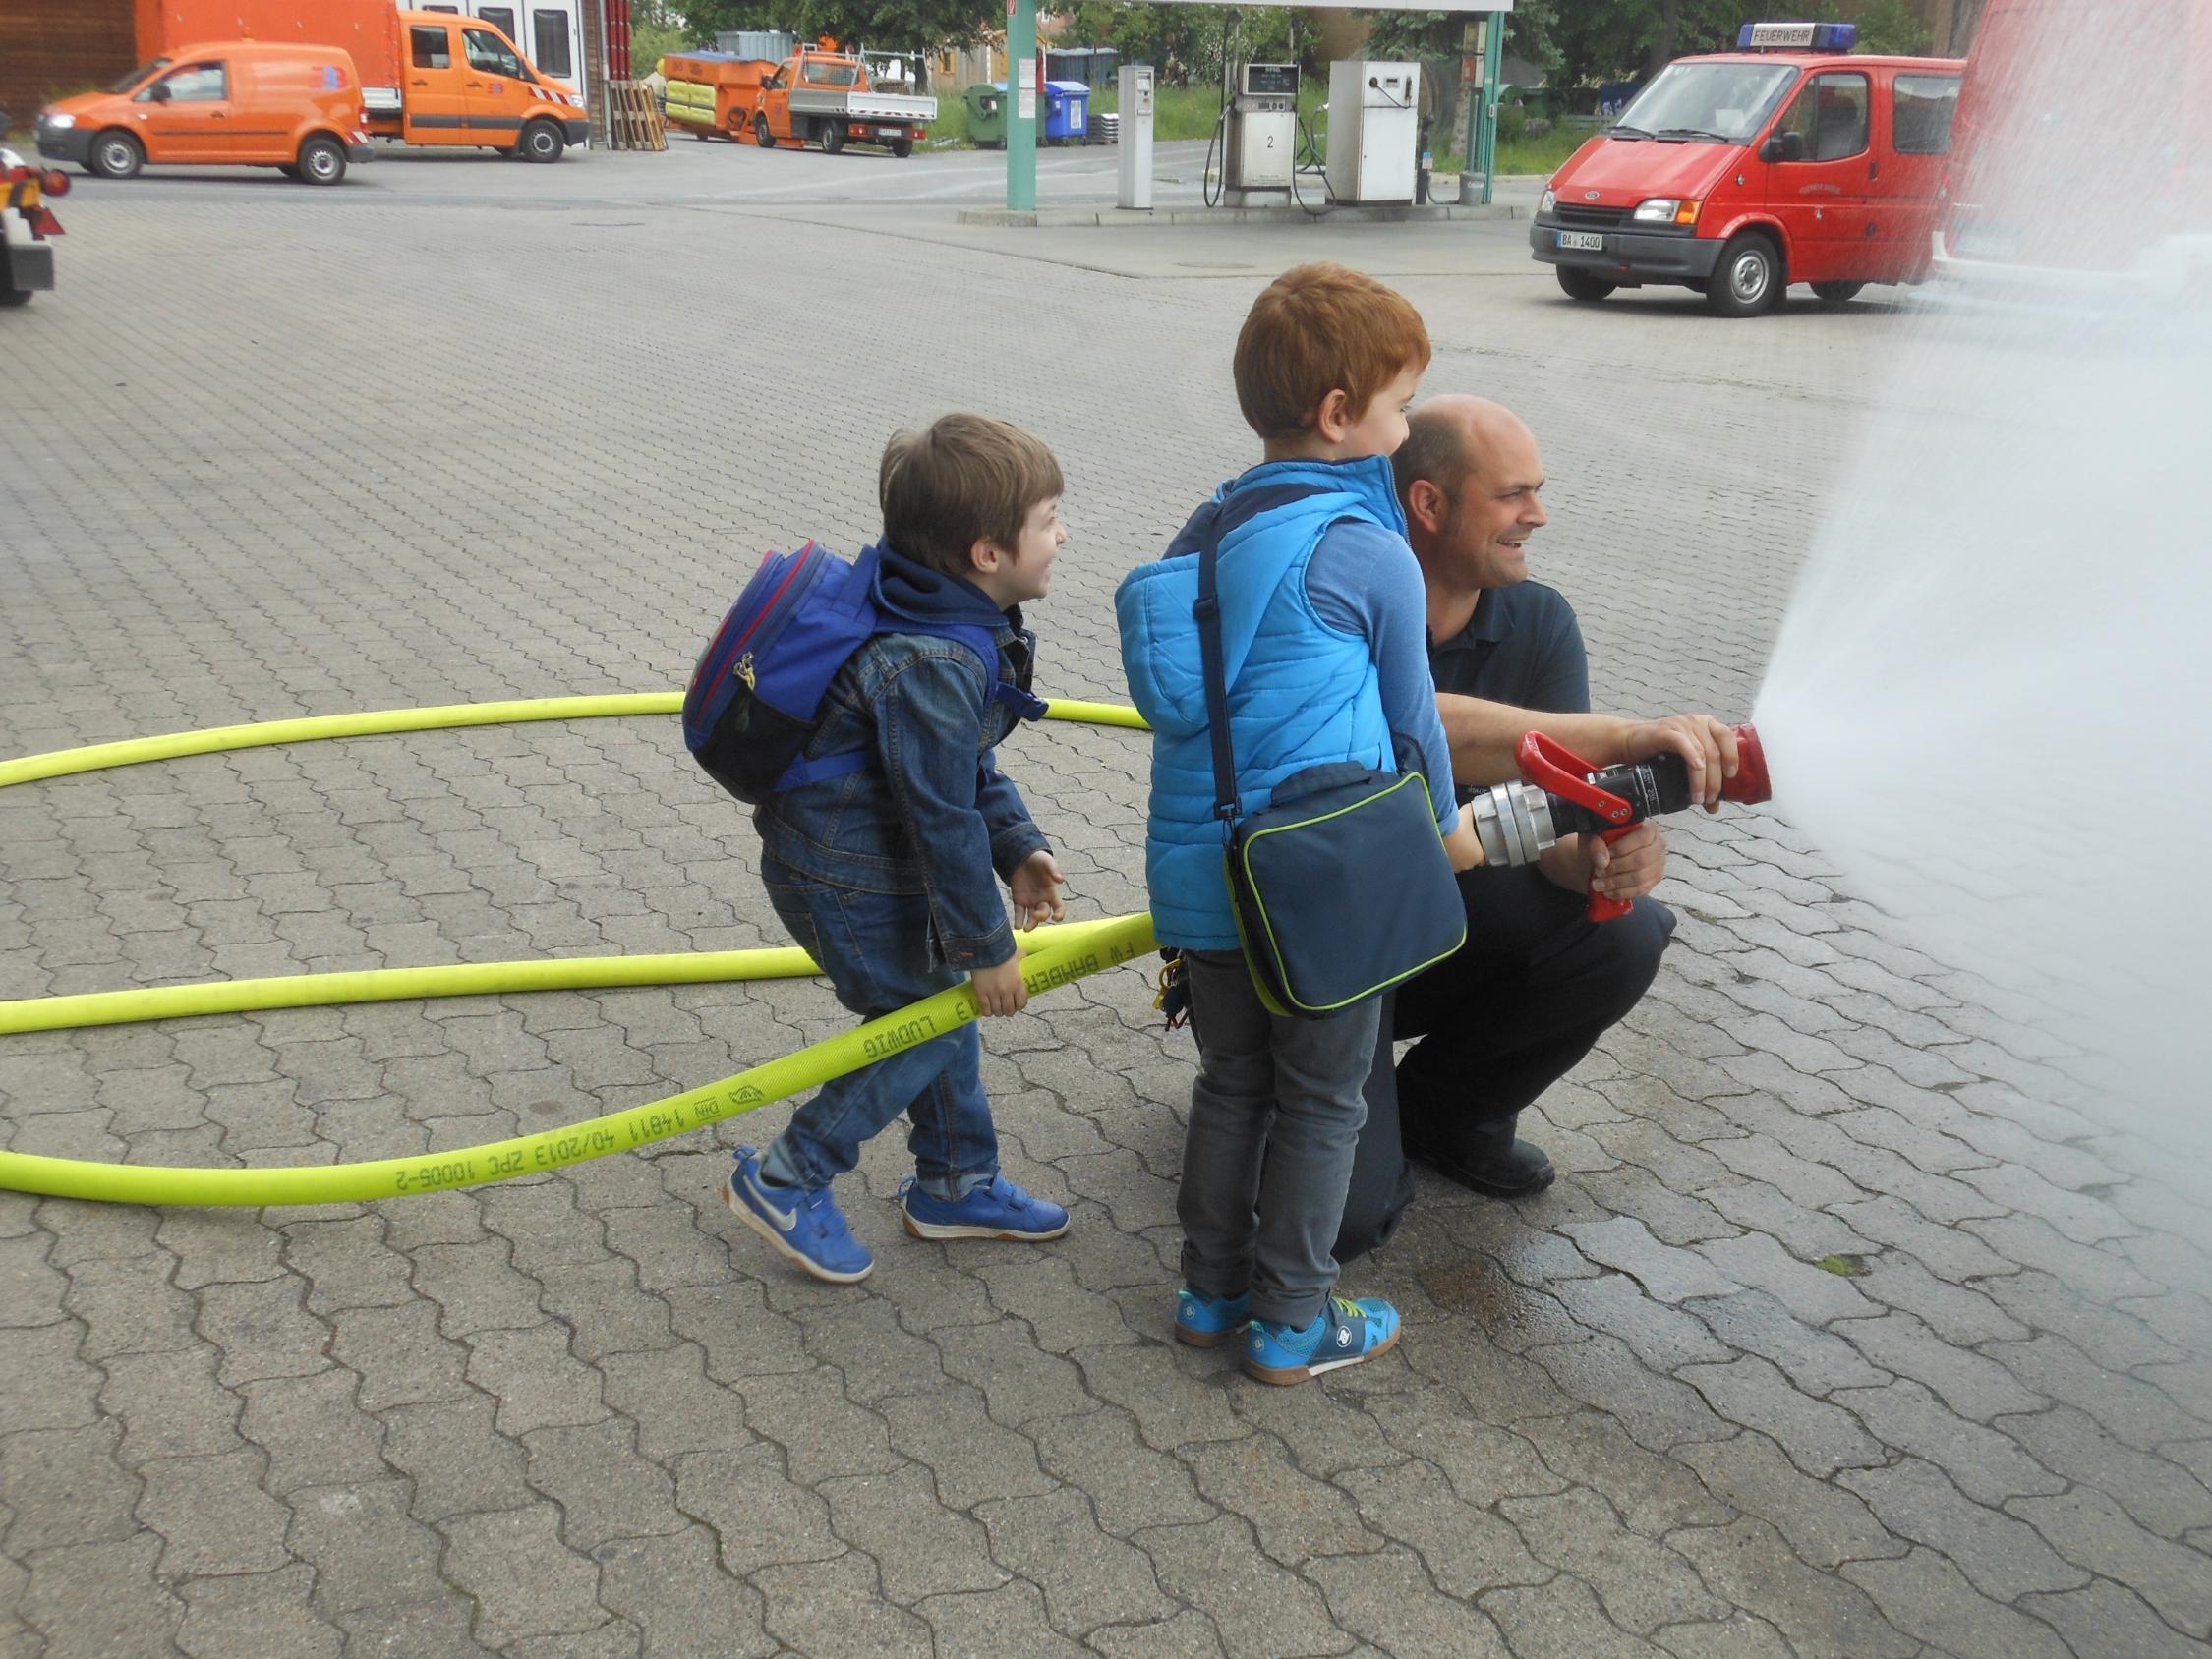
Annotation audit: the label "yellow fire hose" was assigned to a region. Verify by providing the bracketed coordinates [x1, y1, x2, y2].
[0, 695, 1154, 1208]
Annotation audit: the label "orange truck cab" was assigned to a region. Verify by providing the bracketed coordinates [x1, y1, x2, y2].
[35, 42, 374, 184]
[380, 9, 589, 160]
[1934, 0, 2212, 294]
[750, 47, 936, 157]
[1530, 21, 1964, 315]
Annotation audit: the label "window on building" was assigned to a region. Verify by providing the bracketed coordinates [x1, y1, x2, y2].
[532, 11, 573, 79]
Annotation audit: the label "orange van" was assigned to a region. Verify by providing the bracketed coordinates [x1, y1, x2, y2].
[36, 41, 373, 184]
[377, 10, 590, 161]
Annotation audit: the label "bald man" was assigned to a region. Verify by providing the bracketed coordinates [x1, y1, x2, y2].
[1335, 396, 1739, 1258]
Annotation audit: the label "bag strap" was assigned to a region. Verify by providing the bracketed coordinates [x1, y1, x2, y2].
[1194, 539, 1243, 827]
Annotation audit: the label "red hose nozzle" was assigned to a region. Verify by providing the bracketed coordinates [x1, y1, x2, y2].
[1723, 723, 1772, 806]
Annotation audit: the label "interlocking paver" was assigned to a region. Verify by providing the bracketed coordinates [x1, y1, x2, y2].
[4, 158, 2208, 1658]
[1838, 1547, 2073, 1659]
[175, 1564, 344, 1659]
[974, 1485, 1175, 1635]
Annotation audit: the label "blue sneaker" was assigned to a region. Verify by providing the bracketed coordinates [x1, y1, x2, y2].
[899, 1173, 1070, 1242]
[1243, 1294, 1401, 1386]
[1175, 1287, 1251, 1348]
[726, 1147, 873, 1285]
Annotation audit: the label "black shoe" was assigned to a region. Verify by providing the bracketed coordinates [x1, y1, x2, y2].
[1402, 1127, 1556, 1200]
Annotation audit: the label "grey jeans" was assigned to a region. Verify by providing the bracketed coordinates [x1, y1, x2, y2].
[1178, 950, 1380, 1328]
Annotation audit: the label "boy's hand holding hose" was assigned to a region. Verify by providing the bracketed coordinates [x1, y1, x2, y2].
[972, 852, 1068, 1017]
[1443, 813, 1484, 871]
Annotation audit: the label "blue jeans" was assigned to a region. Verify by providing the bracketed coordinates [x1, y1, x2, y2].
[759, 861, 998, 1201]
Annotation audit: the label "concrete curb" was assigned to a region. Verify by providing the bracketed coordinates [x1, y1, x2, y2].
[957, 201, 1526, 229]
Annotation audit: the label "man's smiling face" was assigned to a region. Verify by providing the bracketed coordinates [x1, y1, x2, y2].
[1437, 409, 1548, 591]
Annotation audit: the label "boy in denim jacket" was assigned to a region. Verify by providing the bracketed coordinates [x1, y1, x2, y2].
[1118, 265, 1482, 1382]
[728, 414, 1073, 1284]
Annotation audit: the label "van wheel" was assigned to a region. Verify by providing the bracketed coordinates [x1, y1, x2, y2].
[821, 121, 845, 154]
[1812, 280, 1865, 307]
[890, 138, 913, 158]
[520, 120, 565, 162]
[89, 131, 144, 180]
[297, 136, 347, 185]
[1707, 232, 1782, 316]
[755, 113, 775, 147]
[1556, 267, 1616, 302]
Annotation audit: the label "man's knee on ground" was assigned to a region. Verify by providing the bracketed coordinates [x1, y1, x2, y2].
[1599, 897, 1675, 1017]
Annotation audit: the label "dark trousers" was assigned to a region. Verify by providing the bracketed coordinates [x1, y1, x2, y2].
[1333, 864, 1675, 1261]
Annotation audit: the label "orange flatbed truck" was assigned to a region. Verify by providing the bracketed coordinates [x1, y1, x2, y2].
[663, 43, 934, 156]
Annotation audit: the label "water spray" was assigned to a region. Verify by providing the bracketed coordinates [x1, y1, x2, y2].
[1469, 725, 1773, 920]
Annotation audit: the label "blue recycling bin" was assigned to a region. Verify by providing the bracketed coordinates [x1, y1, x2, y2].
[1042, 80, 1089, 143]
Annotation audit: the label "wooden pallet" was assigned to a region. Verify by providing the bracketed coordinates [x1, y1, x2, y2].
[606, 80, 667, 151]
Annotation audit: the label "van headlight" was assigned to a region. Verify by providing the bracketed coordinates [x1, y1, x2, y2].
[1633, 197, 1701, 225]
[42, 112, 77, 130]
[566, 91, 585, 109]
[1540, 187, 1555, 214]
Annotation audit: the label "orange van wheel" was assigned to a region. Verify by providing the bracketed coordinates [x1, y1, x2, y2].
[754, 114, 776, 148]
[519, 120, 565, 163]
[297, 136, 347, 186]
[88, 131, 144, 181]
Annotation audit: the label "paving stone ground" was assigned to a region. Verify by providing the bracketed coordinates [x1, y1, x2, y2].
[2, 146, 2208, 1658]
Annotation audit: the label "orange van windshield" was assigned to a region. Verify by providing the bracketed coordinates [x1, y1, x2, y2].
[108, 58, 171, 93]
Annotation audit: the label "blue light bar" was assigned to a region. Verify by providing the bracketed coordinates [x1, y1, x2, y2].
[1736, 21, 1859, 51]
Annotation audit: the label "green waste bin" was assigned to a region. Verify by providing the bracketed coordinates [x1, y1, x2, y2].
[965, 83, 1007, 149]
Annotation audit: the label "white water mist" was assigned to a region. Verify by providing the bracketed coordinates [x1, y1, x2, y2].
[1752, 0, 2211, 1140]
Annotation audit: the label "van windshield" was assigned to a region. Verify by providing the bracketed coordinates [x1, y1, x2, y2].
[107, 58, 170, 93]
[800, 60, 861, 87]
[1613, 62, 1798, 143]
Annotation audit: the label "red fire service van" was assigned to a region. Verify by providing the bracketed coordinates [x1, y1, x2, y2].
[1933, 0, 2212, 295]
[1530, 22, 1964, 315]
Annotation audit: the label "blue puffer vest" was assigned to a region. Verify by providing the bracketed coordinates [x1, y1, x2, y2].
[1116, 456, 1403, 950]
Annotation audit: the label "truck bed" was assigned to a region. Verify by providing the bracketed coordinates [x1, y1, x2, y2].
[787, 88, 937, 123]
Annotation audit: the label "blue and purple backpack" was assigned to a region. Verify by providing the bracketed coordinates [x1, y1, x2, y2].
[682, 542, 1044, 805]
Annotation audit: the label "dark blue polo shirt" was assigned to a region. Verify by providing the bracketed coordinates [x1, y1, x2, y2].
[1428, 579, 1590, 715]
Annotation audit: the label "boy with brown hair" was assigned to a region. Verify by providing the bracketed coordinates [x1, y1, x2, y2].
[727, 413, 1074, 1284]
[1118, 263, 1482, 1382]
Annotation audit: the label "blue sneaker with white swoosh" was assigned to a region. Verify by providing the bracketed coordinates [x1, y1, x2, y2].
[1243, 1294, 1400, 1385]
[726, 1146, 874, 1284]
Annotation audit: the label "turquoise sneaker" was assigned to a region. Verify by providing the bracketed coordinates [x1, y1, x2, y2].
[1175, 1287, 1252, 1348]
[1243, 1294, 1400, 1385]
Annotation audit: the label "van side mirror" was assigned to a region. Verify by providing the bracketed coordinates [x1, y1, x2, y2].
[1760, 130, 1804, 163]
[149, 81, 173, 102]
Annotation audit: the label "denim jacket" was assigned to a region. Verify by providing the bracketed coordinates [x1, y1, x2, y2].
[754, 544, 1050, 971]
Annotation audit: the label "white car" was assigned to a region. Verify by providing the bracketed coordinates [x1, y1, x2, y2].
[2, 134, 65, 307]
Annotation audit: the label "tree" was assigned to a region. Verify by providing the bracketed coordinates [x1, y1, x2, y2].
[677, 0, 1005, 55]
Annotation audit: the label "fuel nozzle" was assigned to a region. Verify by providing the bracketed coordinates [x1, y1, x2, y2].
[1469, 724, 1772, 921]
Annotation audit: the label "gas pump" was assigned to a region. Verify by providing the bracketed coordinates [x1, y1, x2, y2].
[1222, 62, 1300, 201]
[1324, 60, 1421, 203]
[1117, 64, 1154, 211]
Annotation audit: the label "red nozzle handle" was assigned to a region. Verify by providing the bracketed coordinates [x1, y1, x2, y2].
[1586, 827, 1636, 923]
